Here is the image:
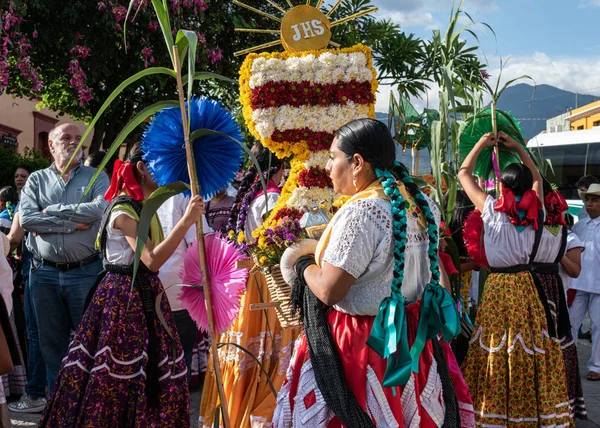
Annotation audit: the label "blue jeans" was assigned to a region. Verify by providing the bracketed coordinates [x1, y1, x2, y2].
[23, 275, 47, 398]
[172, 309, 198, 385]
[29, 258, 102, 392]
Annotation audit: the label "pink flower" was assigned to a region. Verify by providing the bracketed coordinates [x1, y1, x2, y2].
[193, 0, 208, 11]
[148, 21, 159, 31]
[69, 45, 91, 59]
[32, 30, 38, 39]
[98, 2, 106, 11]
[208, 48, 223, 65]
[197, 32, 206, 45]
[112, 5, 128, 22]
[141, 46, 152, 58]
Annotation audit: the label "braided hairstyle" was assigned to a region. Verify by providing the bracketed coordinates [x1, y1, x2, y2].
[227, 142, 284, 233]
[0, 186, 18, 221]
[335, 118, 440, 289]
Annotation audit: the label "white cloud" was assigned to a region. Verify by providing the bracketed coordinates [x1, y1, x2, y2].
[375, 52, 600, 113]
[385, 11, 440, 30]
[486, 52, 600, 98]
[579, 0, 600, 7]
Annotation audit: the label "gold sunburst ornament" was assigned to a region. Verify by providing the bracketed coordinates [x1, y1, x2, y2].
[233, 0, 378, 56]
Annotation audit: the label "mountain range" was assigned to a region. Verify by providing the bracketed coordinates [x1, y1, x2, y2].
[377, 84, 600, 140]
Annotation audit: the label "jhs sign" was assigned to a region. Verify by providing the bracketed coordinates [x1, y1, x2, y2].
[281, 5, 332, 52]
[290, 20, 326, 41]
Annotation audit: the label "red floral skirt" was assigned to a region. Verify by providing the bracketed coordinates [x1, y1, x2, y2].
[273, 301, 475, 427]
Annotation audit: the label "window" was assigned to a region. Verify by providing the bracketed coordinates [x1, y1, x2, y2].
[550, 126, 556, 133]
[586, 143, 600, 179]
[557, 125, 563, 132]
[531, 144, 587, 200]
[578, 125, 584, 130]
[593, 120, 600, 128]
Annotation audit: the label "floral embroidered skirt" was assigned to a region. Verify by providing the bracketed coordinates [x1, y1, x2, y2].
[199, 271, 300, 428]
[273, 302, 475, 428]
[39, 272, 190, 427]
[537, 272, 586, 419]
[462, 271, 574, 427]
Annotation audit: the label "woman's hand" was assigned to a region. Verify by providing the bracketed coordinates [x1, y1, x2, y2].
[498, 131, 520, 150]
[183, 195, 205, 227]
[477, 132, 496, 148]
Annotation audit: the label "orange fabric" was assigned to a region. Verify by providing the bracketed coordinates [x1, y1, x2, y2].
[199, 272, 300, 427]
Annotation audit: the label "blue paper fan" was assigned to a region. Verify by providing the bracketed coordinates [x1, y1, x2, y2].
[142, 97, 244, 199]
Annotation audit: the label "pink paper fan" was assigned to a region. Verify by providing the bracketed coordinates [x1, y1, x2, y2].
[179, 234, 249, 335]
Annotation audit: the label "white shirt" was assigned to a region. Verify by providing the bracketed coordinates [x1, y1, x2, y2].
[321, 195, 440, 315]
[157, 194, 211, 312]
[482, 195, 538, 268]
[570, 216, 600, 293]
[559, 231, 585, 292]
[244, 192, 280, 240]
[0, 233, 13, 315]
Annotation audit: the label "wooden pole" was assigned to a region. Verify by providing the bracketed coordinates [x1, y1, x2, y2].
[415, 150, 420, 176]
[172, 47, 231, 428]
[491, 101, 500, 196]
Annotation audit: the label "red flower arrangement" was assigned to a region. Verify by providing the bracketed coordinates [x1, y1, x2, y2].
[271, 128, 334, 152]
[298, 167, 333, 189]
[544, 190, 568, 226]
[250, 80, 374, 109]
[463, 210, 488, 268]
[494, 188, 542, 230]
[272, 207, 304, 222]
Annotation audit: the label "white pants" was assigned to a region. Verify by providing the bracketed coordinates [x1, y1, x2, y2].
[569, 290, 600, 373]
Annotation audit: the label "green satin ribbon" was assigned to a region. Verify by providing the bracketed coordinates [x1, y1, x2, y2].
[409, 283, 461, 373]
[366, 292, 412, 386]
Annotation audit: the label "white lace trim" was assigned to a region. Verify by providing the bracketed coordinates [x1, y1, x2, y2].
[365, 365, 399, 427]
[470, 327, 550, 354]
[401, 373, 421, 427]
[419, 356, 445, 427]
[63, 343, 149, 365]
[459, 401, 476, 428]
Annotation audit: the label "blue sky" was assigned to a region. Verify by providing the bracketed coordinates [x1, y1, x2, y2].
[370, 0, 600, 111]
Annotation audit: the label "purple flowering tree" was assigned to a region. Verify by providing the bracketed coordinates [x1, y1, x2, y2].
[0, 0, 274, 152]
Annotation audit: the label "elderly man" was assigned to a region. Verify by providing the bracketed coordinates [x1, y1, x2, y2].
[18, 123, 109, 396]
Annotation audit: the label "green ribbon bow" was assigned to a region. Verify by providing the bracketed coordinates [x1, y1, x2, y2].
[409, 283, 461, 373]
[366, 292, 412, 387]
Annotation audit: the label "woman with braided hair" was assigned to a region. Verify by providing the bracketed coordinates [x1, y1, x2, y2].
[273, 118, 473, 427]
[199, 143, 300, 428]
[458, 132, 573, 427]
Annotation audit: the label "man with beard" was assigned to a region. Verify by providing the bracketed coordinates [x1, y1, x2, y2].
[18, 123, 109, 395]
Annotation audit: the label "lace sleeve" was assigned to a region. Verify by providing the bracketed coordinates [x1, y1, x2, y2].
[322, 198, 392, 279]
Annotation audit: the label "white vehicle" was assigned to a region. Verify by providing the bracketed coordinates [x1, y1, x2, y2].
[527, 127, 600, 218]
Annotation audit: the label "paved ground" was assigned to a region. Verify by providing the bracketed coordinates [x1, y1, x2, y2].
[8, 334, 600, 427]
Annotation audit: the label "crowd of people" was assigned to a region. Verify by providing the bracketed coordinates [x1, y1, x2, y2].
[0, 118, 598, 427]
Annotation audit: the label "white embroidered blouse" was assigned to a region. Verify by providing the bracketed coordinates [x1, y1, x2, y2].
[322, 195, 440, 316]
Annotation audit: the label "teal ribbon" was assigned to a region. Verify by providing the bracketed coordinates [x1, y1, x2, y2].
[409, 283, 461, 373]
[367, 292, 412, 386]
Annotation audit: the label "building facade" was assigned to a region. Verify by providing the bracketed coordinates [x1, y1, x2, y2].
[567, 100, 600, 131]
[0, 94, 93, 158]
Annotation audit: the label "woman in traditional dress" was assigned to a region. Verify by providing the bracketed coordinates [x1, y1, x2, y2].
[458, 131, 573, 427]
[532, 180, 586, 419]
[199, 143, 299, 428]
[40, 144, 205, 427]
[274, 118, 473, 427]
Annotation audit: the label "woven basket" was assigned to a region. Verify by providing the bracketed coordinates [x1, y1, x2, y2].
[264, 265, 302, 329]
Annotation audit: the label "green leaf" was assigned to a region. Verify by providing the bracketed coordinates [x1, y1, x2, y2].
[64, 67, 177, 172]
[132, 181, 190, 288]
[180, 29, 198, 127]
[189, 129, 270, 212]
[175, 30, 190, 68]
[181, 71, 235, 86]
[150, 0, 175, 66]
[444, 172, 458, 224]
[81, 100, 180, 199]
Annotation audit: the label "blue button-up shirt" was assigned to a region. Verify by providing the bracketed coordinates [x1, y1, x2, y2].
[19, 162, 109, 263]
[571, 215, 600, 293]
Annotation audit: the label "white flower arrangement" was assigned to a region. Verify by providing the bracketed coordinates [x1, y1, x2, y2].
[251, 102, 371, 139]
[304, 150, 330, 170]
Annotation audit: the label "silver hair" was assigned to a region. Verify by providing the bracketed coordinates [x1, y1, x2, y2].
[48, 123, 78, 142]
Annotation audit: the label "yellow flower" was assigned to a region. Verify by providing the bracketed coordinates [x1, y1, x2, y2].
[258, 237, 267, 249]
[227, 230, 235, 239]
[237, 231, 245, 244]
[259, 256, 267, 265]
